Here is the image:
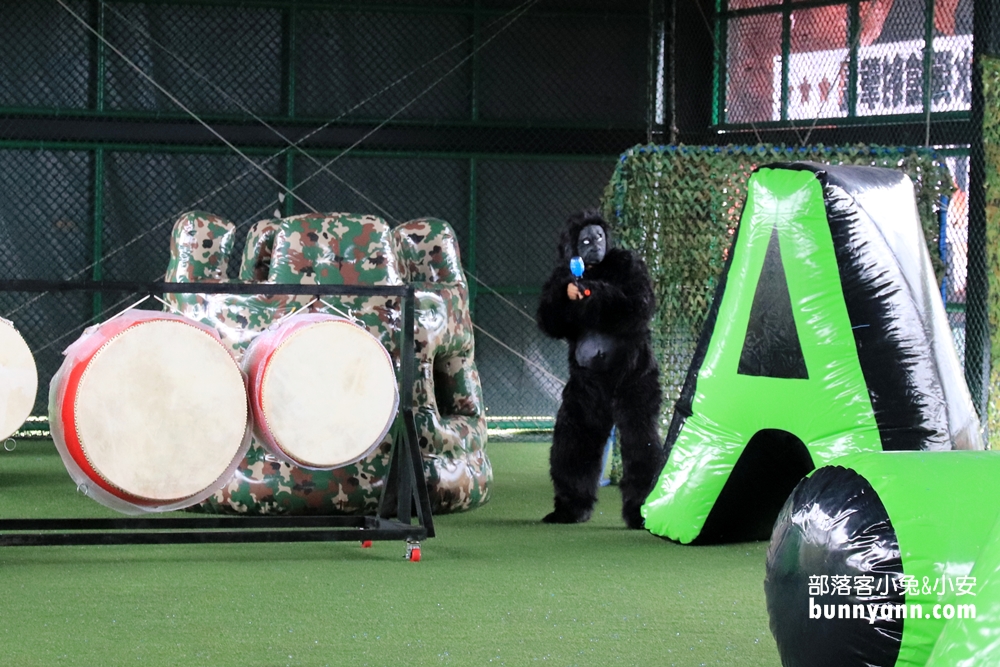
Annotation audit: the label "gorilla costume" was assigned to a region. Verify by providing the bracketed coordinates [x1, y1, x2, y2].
[537, 209, 665, 529]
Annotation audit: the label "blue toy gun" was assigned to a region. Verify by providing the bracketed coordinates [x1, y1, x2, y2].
[570, 256, 591, 297]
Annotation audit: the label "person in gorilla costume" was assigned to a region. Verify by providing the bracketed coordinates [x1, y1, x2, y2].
[536, 209, 665, 529]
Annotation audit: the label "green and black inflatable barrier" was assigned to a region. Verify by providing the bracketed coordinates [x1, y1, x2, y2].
[925, 503, 1000, 666]
[641, 163, 981, 545]
[766, 451, 1000, 667]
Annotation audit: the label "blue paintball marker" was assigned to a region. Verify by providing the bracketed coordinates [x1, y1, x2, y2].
[569, 256, 591, 297]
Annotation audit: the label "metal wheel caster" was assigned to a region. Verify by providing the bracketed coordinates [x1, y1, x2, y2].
[360, 540, 373, 548]
[405, 540, 421, 562]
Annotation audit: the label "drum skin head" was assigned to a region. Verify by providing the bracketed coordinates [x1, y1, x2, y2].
[259, 320, 398, 469]
[0, 320, 38, 440]
[73, 320, 248, 502]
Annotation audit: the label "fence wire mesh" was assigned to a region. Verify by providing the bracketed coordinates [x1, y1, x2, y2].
[0, 0, 647, 433]
[659, 0, 984, 440]
[0, 0, 989, 442]
[603, 143, 955, 429]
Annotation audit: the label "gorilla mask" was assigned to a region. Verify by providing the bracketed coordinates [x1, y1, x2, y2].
[577, 224, 606, 267]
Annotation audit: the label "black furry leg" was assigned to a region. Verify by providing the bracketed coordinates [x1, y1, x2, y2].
[545, 373, 613, 524]
[613, 365, 665, 529]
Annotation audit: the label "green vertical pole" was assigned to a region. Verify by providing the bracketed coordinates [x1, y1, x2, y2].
[964, 0, 998, 432]
[922, 0, 935, 143]
[284, 3, 296, 120]
[91, 148, 104, 317]
[468, 3, 479, 317]
[92, 0, 105, 112]
[780, 0, 791, 122]
[712, 0, 723, 126]
[282, 4, 296, 218]
[847, 0, 859, 116]
[467, 157, 478, 319]
[91, 1, 106, 318]
[471, 0, 481, 122]
[285, 151, 295, 218]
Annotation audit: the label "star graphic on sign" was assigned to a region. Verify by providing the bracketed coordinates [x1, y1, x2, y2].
[818, 76, 832, 102]
[799, 77, 811, 104]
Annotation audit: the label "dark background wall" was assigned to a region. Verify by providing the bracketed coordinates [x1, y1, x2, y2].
[0, 0, 650, 426]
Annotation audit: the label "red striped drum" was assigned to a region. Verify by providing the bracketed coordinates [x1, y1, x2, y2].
[244, 313, 399, 469]
[0, 318, 37, 440]
[49, 311, 251, 512]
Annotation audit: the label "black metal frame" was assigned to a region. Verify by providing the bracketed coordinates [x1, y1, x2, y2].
[0, 280, 434, 551]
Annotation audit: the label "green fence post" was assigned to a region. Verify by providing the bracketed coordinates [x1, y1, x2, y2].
[965, 0, 998, 438]
[285, 151, 295, 218]
[468, 157, 478, 319]
[283, 3, 296, 120]
[91, 148, 104, 317]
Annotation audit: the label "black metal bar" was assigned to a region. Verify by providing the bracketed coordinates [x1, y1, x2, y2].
[399, 286, 435, 537]
[404, 403, 435, 537]
[0, 117, 645, 157]
[0, 282, 436, 550]
[0, 516, 377, 531]
[0, 280, 410, 297]
[0, 527, 427, 547]
[396, 425, 414, 527]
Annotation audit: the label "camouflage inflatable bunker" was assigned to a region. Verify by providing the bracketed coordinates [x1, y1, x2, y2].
[164, 211, 490, 515]
[642, 163, 981, 545]
[766, 451, 1000, 667]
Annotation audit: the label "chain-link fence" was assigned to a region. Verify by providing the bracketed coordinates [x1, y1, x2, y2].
[0, 0, 650, 434]
[0, 0, 990, 440]
[657, 0, 985, 437]
[602, 143, 955, 430]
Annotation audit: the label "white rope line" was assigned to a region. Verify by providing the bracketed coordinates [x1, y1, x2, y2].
[272, 297, 319, 327]
[263, 0, 542, 204]
[56, 0, 320, 214]
[317, 299, 359, 324]
[102, 3, 397, 223]
[473, 323, 566, 387]
[29, 291, 145, 355]
[3, 0, 535, 319]
[21, 0, 551, 381]
[466, 272, 539, 327]
[151, 294, 182, 315]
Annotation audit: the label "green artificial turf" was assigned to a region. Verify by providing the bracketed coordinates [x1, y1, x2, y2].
[0, 440, 781, 666]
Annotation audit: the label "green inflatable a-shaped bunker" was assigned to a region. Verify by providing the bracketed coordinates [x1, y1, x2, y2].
[642, 163, 981, 545]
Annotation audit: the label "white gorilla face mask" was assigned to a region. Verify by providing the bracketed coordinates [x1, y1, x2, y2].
[577, 224, 606, 267]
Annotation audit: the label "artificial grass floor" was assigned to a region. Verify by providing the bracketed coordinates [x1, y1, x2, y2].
[0, 439, 781, 667]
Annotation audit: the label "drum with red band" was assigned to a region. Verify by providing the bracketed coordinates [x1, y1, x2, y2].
[244, 313, 399, 469]
[49, 311, 251, 512]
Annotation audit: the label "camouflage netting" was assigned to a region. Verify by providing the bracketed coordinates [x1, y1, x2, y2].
[601, 144, 955, 428]
[984, 56, 1000, 440]
[163, 211, 490, 515]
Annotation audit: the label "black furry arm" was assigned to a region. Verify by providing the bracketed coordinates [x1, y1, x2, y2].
[579, 250, 656, 335]
[537, 265, 584, 340]
[536, 249, 655, 340]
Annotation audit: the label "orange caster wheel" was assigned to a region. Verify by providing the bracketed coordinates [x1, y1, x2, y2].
[405, 540, 421, 561]
[361, 540, 373, 548]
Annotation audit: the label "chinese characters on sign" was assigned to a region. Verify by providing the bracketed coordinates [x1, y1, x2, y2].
[772, 35, 972, 120]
